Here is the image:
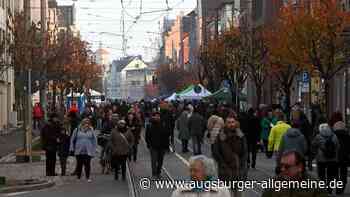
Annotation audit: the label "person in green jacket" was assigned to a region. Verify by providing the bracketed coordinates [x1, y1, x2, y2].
[262, 150, 328, 197]
[260, 110, 277, 156]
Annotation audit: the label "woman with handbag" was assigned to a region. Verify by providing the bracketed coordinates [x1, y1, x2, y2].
[110, 120, 134, 181]
[69, 118, 97, 182]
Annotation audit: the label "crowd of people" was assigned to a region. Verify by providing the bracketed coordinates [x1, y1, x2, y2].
[38, 99, 350, 196]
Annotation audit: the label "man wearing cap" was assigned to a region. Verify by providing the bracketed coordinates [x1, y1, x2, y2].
[146, 111, 171, 178]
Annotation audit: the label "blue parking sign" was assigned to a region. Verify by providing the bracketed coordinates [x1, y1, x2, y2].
[303, 72, 309, 83]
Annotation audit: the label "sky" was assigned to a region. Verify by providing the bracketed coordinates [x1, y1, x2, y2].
[57, 0, 197, 62]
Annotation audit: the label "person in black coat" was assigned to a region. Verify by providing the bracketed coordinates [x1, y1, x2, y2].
[240, 108, 261, 169]
[41, 113, 62, 176]
[333, 121, 350, 194]
[145, 112, 170, 178]
[58, 130, 70, 176]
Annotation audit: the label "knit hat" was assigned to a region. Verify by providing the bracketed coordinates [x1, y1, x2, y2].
[319, 123, 331, 133]
[333, 121, 346, 131]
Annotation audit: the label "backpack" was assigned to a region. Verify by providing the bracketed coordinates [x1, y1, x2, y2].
[321, 136, 336, 159]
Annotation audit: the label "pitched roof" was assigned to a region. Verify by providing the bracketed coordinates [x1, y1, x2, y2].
[112, 56, 137, 72]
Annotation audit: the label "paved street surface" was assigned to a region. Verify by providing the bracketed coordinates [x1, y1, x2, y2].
[0, 129, 24, 159]
[1, 129, 349, 197]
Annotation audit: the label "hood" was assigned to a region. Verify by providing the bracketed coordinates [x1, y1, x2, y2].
[319, 123, 333, 137]
[286, 128, 302, 138]
[333, 121, 346, 131]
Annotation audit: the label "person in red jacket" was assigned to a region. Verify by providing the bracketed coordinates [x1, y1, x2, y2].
[33, 103, 44, 130]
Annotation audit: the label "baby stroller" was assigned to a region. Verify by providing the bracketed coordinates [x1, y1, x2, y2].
[98, 133, 112, 174]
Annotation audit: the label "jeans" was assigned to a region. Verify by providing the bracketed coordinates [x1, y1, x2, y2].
[182, 140, 189, 152]
[247, 142, 257, 168]
[317, 161, 337, 192]
[150, 148, 165, 176]
[129, 144, 138, 161]
[45, 150, 57, 176]
[192, 136, 202, 155]
[113, 155, 127, 180]
[76, 155, 92, 179]
[337, 162, 348, 191]
[59, 157, 67, 176]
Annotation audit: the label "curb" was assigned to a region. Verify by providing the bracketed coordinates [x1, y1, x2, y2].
[0, 180, 55, 194]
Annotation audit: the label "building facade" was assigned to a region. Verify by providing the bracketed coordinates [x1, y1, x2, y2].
[120, 57, 154, 101]
[0, 0, 20, 131]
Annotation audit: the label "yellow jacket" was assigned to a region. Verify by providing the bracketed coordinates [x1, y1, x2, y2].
[268, 121, 291, 152]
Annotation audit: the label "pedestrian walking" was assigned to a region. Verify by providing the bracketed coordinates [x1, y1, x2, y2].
[332, 120, 350, 194]
[311, 123, 339, 194]
[260, 110, 277, 156]
[267, 114, 291, 157]
[291, 110, 314, 171]
[58, 129, 70, 176]
[160, 103, 176, 152]
[212, 116, 248, 197]
[188, 107, 206, 155]
[240, 108, 261, 169]
[171, 155, 231, 197]
[111, 119, 134, 181]
[206, 112, 224, 152]
[175, 109, 191, 153]
[262, 150, 327, 197]
[145, 112, 170, 178]
[277, 122, 308, 174]
[41, 113, 61, 176]
[33, 103, 44, 130]
[126, 112, 141, 162]
[69, 118, 97, 182]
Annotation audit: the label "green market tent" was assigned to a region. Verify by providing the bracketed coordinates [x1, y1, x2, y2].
[204, 87, 247, 103]
[176, 84, 212, 100]
[177, 85, 194, 95]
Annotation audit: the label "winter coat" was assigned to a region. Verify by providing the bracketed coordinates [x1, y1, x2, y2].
[171, 187, 231, 197]
[261, 117, 277, 141]
[240, 113, 261, 144]
[145, 120, 170, 150]
[268, 121, 291, 152]
[33, 106, 44, 118]
[188, 112, 206, 138]
[176, 111, 191, 140]
[68, 111, 80, 135]
[127, 119, 142, 145]
[212, 128, 248, 181]
[58, 133, 70, 158]
[311, 125, 339, 163]
[41, 122, 61, 152]
[110, 128, 134, 156]
[69, 126, 97, 157]
[333, 121, 350, 164]
[262, 174, 328, 197]
[161, 109, 176, 133]
[101, 119, 114, 134]
[207, 115, 225, 144]
[278, 128, 308, 159]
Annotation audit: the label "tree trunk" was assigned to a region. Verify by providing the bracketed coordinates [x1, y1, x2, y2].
[324, 79, 330, 120]
[256, 85, 262, 109]
[284, 86, 291, 122]
[52, 81, 57, 113]
[39, 80, 47, 119]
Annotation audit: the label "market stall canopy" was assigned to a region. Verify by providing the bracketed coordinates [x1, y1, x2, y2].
[177, 84, 211, 100]
[203, 87, 247, 102]
[164, 92, 178, 101]
[67, 89, 102, 97]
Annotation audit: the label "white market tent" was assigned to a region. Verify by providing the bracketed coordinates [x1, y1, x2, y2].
[164, 92, 177, 101]
[178, 84, 212, 100]
[67, 89, 102, 97]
